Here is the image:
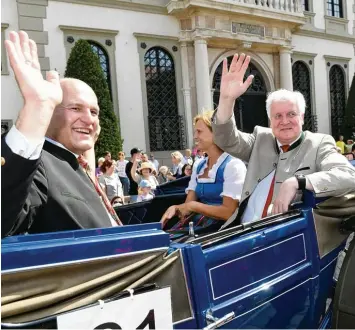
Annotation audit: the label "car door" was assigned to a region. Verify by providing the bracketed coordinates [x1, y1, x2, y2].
[183, 209, 321, 329]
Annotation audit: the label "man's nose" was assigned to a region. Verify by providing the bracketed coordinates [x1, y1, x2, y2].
[81, 108, 95, 124]
[280, 115, 289, 125]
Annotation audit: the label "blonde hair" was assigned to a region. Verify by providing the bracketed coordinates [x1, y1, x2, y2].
[97, 157, 105, 165]
[171, 151, 183, 162]
[159, 165, 169, 175]
[193, 110, 214, 131]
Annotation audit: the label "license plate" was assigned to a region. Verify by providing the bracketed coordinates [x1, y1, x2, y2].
[57, 287, 173, 329]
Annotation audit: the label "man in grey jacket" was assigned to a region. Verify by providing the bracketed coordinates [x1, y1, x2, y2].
[212, 53, 355, 224]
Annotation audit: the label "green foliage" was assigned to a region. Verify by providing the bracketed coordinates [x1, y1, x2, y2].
[342, 74, 355, 140]
[64, 39, 122, 157]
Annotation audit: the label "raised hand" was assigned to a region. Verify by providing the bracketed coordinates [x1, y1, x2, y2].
[217, 54, 254, 123]
[5, 31, 62, 108]
[4, 31, 63, 142]
[220, 53, 254, 101]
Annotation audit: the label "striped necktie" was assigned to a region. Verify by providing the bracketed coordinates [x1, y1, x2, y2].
[77, 155, 122, 226]
[262, 145, 290, 218]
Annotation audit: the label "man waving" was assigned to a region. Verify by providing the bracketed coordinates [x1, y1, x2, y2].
[1, 31, 121, 237]
[212, 54, 355, 224]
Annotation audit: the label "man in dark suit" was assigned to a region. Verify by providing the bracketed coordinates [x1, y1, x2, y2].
[2, 31, 119, 237]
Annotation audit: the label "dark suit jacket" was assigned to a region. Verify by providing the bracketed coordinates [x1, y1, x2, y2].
[1, 139, 112, 237]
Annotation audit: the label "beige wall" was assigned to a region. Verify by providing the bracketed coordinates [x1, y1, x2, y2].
[1, 0, 23, 122]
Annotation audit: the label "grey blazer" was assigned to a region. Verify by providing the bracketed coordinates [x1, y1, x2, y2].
[212, 116, 355, 208]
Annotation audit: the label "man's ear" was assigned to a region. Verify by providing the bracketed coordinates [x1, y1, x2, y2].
[300, 113, 305, 125]
[94, 123, 101, 143]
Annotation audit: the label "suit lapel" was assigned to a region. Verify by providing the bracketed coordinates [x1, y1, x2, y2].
[43, 141, 112, 228]
[43, 141, 79, 169]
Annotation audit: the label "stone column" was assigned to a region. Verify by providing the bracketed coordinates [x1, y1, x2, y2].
[279, 46, 293, 91]
[194, 37, 212, 112]
[180, 41, 194, 148]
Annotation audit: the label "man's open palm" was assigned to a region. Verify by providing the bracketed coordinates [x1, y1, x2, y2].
[220, 53, 254, 101]
[5, 31, 62, 108]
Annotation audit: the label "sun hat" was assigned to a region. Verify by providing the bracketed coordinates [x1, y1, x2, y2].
[139, 179, 152, 188]
[138, 162, 154, 173]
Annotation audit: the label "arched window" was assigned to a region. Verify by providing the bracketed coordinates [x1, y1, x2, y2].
[144, 47, 183, 151]
[329, 65, 346, 138]
[88, 41, 112, 97]
[292, 61, 317, 132]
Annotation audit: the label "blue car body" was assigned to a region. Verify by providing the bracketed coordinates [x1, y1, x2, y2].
[1, 193, 345, 329]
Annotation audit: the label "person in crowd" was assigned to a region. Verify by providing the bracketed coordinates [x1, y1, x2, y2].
[116, 151, 129, 196]
[157, 166, 170, 185]
[125, 147, 142, 203]
[212, 53, 355, 224]
[167, 151, 184, 181]
[130, 161, 159, 191]
[345, 139, 354, 154]
[183, 149, 193, 165]
[2, 31, 122, 236]
[99, 159, 124, 203]
[111, 196, 124, 207]
[149, 153, 159, 173]
[161, 111, 247, 232]
[345, 144, 355, 161]
[104, 151, 111, 161]
[192, 146, 198, 158]
[137, 180, 154, 202]
[181, 164, 193, 177]
[141, 152, 149, 163]
[195, 149, 205, 160]
[336, 135, 346, 154]
[95, 157, 105, 177]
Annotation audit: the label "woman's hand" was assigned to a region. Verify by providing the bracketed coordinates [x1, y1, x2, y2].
[160, 203, 192, 228]
[161, 205, 178, 228]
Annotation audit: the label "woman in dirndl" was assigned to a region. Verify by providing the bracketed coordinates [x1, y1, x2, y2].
[161, 110, 246, 234]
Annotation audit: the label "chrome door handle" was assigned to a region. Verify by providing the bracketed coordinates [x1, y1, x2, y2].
[203, 309, 235, 330]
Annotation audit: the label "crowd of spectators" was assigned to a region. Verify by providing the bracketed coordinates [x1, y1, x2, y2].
[94, 148, 206, 205]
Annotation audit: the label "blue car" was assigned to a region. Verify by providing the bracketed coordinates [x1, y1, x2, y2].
[2, 180, 354, 329]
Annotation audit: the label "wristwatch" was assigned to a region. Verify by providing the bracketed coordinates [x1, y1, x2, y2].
[295, 174, 306, 191]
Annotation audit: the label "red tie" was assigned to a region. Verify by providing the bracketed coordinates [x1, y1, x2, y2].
[261, 145, 290, 218]
[77, 155, 122, 226]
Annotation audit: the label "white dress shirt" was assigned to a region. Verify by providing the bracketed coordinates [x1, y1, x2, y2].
[5, 126, 44, 160]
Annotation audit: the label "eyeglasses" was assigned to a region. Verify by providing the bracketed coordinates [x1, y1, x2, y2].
[272, 111, 300, 121]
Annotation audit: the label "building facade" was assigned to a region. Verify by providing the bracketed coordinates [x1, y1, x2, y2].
[2, 0, 355, 161]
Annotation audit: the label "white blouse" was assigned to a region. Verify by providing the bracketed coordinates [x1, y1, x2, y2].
[186, 152, 246, 200]
[116, 160, 128, 177]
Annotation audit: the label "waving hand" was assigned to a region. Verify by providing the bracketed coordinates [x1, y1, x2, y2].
[4, 31, 63, 141]
[217, 54, 254, 123]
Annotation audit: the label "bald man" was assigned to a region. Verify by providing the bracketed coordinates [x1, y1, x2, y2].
[1, 31, 119, 236]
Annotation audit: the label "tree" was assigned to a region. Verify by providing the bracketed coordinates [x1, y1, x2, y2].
[64, 39, 122, 157]
[342, 73, 355, 140]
